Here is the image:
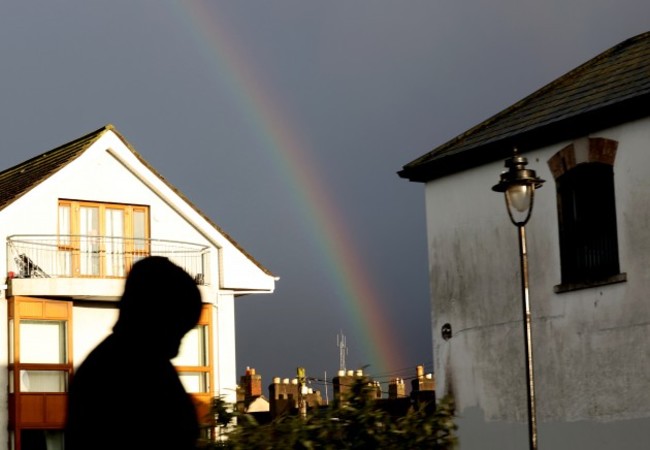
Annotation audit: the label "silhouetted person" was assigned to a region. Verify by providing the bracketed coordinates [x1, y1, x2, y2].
[66, 256, 203, 450]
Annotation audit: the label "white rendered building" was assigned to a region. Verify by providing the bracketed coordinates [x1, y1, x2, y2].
[0, 125, 276, 449]
[400, 32, 650, 449]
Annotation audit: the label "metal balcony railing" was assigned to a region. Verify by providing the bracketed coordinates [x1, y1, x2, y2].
[7, 235, 209, 285]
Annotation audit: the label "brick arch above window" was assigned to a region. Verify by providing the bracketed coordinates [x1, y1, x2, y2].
[547, 137, 618, 179]
[547, 137, 626, 293]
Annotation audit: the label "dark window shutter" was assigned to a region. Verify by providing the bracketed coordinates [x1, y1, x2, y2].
[557, 163, 619, 284]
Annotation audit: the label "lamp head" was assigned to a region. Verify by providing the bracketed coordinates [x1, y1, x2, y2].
[492, 149, 545, 226]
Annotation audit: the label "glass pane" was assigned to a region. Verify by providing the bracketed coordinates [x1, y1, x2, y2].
[506, 184, 532, 213]
[105, 208, 125, 277]
[9, 370, 14, 394]
[21, 430, 65, 450]
[173, 325, 207, 367]
[178, 372, 209, 393]
[133, 209, 147, 251]
[19, 370, 68, 393]
[58, 251, 72, 277]
[80, 206, 99, 275]
[46, 431, 65, 450]
[58, 204, 73, 276]
[105, 208, 124, 238]
[199, 252, 209, 285]
[58, 204, 71, 245]
[20, 320, 66, 364]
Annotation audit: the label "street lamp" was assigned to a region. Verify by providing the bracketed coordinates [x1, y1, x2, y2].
[492, 149, 544, 450]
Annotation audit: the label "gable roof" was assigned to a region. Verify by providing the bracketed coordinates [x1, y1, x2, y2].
[0, 124, 274, 277]
[399, 31, 650, 182]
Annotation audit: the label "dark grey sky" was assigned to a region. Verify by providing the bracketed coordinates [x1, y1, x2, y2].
[2, 1, 649, 390]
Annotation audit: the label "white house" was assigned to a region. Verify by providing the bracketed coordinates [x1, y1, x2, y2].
[0, 124, 276, 450]
[399, 31, 650, 449]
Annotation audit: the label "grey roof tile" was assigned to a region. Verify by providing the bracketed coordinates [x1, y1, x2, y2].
[399, 31, 650, 182]
[0, 125, 109, 209]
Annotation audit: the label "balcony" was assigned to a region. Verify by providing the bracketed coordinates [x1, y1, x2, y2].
[6, 235, 210, 300]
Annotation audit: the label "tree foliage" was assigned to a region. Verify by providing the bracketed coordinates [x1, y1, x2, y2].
[202, 380, 457, 450]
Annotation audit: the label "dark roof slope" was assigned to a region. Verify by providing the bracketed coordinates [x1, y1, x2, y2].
[399, 31, 650, 182]
[0, 124, 275, 278]
[0, 125, 109, 209]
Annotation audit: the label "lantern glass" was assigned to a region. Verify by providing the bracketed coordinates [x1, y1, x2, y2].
[506, 183, 533, 213]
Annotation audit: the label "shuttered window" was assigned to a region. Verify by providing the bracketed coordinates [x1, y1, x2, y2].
[557, 163, 620, 283]
[548, 138, 625, 292]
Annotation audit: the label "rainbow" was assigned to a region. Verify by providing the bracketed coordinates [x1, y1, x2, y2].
[166, 2, 407, 376]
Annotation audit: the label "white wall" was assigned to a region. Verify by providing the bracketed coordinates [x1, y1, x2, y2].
[72, 306, 119, 366]
[424, 118, 650, 449]
[213, 293, 238, 403]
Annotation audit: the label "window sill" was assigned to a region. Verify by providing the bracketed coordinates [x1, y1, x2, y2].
[554, 272, 627, 294]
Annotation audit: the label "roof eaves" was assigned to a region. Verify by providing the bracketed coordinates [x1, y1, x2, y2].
[398, 91, 650, 182]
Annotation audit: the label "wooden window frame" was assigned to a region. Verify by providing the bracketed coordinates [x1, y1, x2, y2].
[58, 200, 150, 278]
[174, 305, 214, 423]
[8, 297, 72, 450]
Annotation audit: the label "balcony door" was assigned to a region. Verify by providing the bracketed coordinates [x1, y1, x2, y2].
[58, 200, 149, 278]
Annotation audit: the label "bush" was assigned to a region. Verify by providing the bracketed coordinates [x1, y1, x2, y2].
[202, 380, 457, 450]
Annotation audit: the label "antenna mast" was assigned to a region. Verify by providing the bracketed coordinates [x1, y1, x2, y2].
[337, 330, 348, 372]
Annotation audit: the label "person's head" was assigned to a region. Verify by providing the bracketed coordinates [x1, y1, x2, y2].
[113, 256, 202, 358]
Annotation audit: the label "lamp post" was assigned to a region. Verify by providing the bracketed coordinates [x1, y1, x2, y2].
[492, 149, 544, 450]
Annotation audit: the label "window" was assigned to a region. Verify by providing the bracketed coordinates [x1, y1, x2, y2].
[548, 138, 626, 292]
[14, 430, 64, 450]
[174, 324, 210, 393]
[58, 200, 149, 277]
[16, 321, 68, 392]
[8, 297, 72, 450]
[172, 305, 213, 423]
